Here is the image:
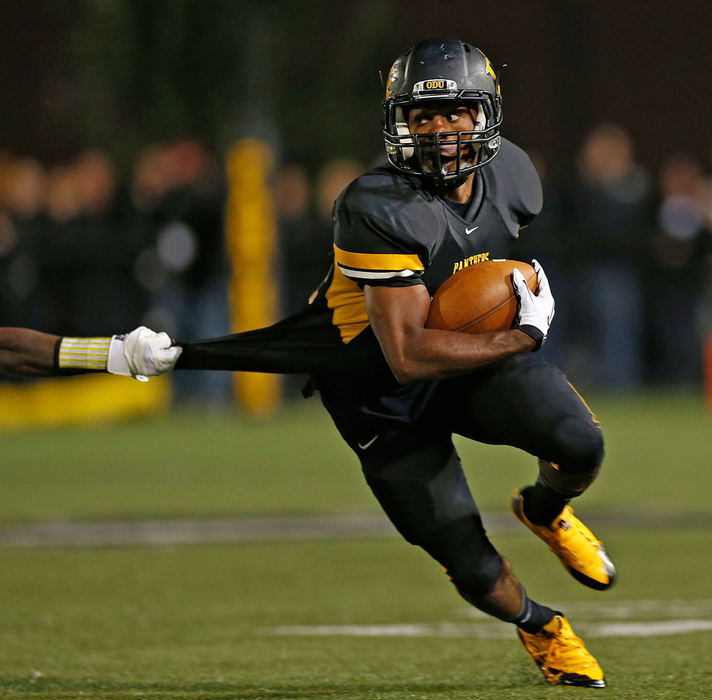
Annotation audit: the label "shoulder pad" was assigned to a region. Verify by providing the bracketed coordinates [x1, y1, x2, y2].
[484, 138, 543, 235]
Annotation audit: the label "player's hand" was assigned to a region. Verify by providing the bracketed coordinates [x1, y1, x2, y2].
[107, 326, 182, 381]
[512, 259, 555, 350]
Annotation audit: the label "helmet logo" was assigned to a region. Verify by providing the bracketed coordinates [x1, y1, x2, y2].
[485, 58, 497, 81]
[385, 63, 398, 99]
[412, 79, 458, 97]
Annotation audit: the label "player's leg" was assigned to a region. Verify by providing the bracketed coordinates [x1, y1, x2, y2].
[324, 400, 605, 686]
[434, 353, 614, 591]
[327, 407, 542, 617]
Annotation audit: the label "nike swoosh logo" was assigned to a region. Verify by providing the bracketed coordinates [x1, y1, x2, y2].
[357, 434, 379, 450]
[465, 226, 478, 234]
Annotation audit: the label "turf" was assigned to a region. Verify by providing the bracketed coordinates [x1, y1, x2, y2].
[0, 402, 370, 522]
[0, 391, 710, 522]
[1, 391, 711, 698]
[0, 529, 711, 699]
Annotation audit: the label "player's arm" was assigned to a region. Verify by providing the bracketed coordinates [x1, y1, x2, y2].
[364, 262, 554, 384]
[0, 328, 60, 375]
[0, 326, 180, 379]
[365, 285, 532, 383]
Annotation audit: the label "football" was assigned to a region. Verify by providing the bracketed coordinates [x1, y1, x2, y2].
[425, 259, 537, 333]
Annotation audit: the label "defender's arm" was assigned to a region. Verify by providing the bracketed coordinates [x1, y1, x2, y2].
[0, 327, 59, 376]
[0, 326, 180, 379]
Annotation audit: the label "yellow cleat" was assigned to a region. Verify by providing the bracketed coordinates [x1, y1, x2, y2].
[511, 489, 616, 590]
[517, 614, 606, 688]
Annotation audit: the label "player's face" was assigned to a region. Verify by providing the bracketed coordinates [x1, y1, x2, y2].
[407, 101, 478, 172]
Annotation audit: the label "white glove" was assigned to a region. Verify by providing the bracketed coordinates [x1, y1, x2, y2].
[512, 259, 555, 350]
[107, 326, 182, 381]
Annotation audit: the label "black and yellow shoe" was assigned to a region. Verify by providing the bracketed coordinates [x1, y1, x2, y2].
[517, 614, 606, 688]
[511, 489, 616, 590]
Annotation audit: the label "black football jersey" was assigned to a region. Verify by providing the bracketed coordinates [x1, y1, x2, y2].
[177, 138, 542, 421]
[327, 137, 541, 343]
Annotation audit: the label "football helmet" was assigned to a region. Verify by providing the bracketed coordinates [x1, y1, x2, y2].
[383, 38, 502, 185]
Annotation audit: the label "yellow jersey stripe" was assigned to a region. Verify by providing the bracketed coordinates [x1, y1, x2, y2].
[325, 265, 370, 344]
[334, 244, 424, 272]
[567, 381, 600, 425]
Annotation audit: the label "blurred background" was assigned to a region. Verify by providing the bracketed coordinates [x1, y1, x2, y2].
[1, 0, 712, 421]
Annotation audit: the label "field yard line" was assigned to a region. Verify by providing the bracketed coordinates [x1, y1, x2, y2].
[586, 620, 712, 636]
[265, 622, 514, 639]
[264, 599, 712, 640]
[0, 509, 709, 548]
[459, 599, 712, 619]
[0, 514, 399, 548]
[264, 618, 712, 639]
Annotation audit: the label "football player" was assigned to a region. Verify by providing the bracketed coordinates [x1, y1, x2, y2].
[172, 38, 613, 688]
[22, 38, 613, 688]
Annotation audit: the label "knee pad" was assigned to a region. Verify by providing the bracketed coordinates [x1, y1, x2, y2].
[549, 415, 605, 473]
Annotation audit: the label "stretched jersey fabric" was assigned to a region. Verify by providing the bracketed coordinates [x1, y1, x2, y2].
[177, 138, 542, 422]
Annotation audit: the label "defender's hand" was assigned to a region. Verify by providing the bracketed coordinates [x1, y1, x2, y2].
[512, 259, 555, 350]
[107, 326, 182, 381]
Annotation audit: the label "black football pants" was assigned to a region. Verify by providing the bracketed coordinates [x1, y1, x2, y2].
[322, 353, 604, 599]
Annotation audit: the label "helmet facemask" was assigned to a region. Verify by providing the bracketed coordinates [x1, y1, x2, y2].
[385, 96, 501, 185]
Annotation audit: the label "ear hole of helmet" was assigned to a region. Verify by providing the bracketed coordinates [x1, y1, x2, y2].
[470, 104, 487, 157]
[474, 104, 487, 130]
[394, 106, 414, 159]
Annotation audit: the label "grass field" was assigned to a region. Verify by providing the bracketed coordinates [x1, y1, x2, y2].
[1, 390, 711, 698]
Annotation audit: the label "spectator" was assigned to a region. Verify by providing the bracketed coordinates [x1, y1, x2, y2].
[693, 150, 712, 392]
[517, 151, 567, 367]
[130, 139, 230, 403]
[648, 154, 707, 383]
[39, 151, 145, 336]
[563, 123, 653, 389]
[0, 157, 47, 330]
[274, 163, 320, 313]
[311, 157, 363, 280]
